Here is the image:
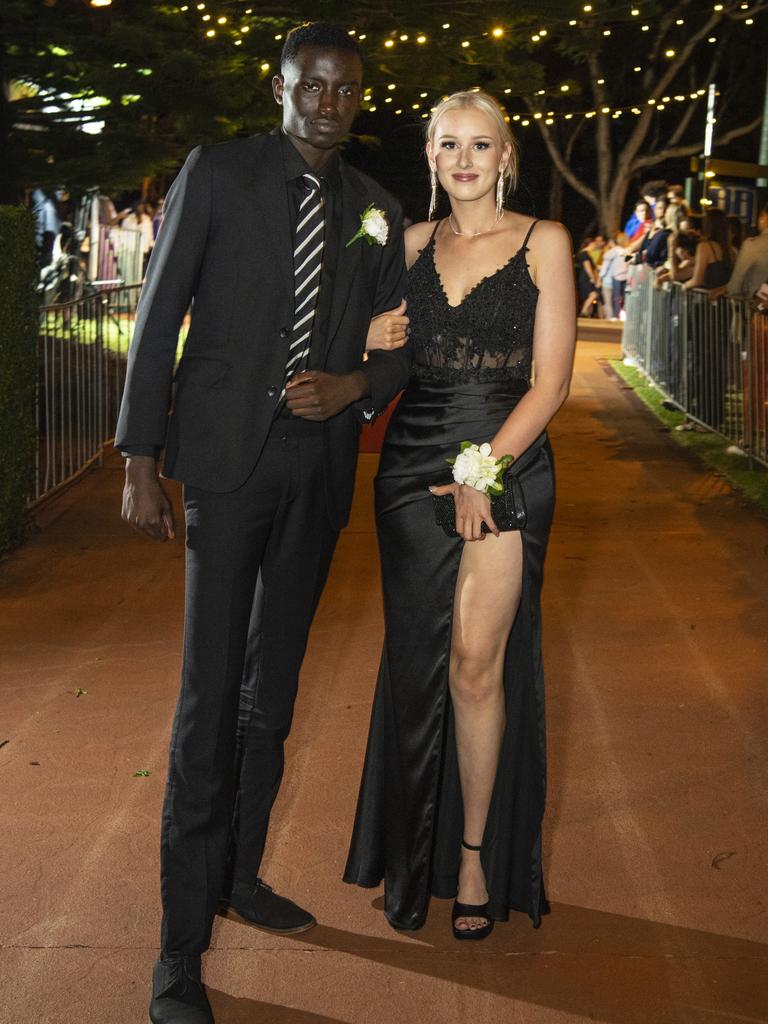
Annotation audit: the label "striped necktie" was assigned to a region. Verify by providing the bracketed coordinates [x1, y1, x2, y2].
[282, 172, 325, 397]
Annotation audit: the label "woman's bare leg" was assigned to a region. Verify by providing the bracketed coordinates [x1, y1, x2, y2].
[449, 529, 523, 930]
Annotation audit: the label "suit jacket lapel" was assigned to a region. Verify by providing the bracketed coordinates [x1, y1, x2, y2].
[325, 162, 368, 350]
[252, 130, 294, 300]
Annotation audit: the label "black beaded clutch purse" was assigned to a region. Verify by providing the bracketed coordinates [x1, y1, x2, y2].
[432, 471, 527, 537]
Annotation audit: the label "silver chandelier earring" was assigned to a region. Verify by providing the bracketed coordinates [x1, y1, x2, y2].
[428, 169, 438, 221]
[496, 170, 505, 221]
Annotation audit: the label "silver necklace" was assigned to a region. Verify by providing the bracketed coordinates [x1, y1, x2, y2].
[448, 210, 504, 237]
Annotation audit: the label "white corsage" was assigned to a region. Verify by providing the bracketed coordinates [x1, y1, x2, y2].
[447, 442, 514, 495]
[345, 204, 389, 248]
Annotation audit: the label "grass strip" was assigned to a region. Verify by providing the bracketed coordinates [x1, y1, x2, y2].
[609, 358, 768, 512]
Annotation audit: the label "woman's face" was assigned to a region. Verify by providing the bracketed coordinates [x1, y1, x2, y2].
[654, 197, 668, 220]
[428, 106, 510, 206]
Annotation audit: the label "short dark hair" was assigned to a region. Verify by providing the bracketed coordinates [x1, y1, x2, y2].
[641, 180, 667, 200]
[676, 232, 698, 257]
[280, 22, 364, 72]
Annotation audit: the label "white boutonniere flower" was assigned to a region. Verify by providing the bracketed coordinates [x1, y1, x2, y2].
[345, 204, 389, 248]
[448, 442, 514, 495]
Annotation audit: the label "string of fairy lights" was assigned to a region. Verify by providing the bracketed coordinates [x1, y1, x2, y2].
[148, 2, 765, 127]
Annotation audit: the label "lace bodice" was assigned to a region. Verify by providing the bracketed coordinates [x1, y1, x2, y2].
[407, 222, 540, 384]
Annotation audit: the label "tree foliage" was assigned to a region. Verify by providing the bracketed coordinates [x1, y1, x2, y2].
[2, 0, 765, 230]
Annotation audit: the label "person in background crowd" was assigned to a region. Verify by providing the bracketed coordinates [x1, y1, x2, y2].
[627, 196, 670, 266]
[599, 234, 628, 318]
[678, 213, 702, 237]
[656, 227, 697, 285]
[30, 187, 61, 268]
[152, 197, 165, 241]
[727, 201, 768, 300]
[683, 208, 735, 292]
[112, 200, 156, 275]
[588, 234, 606, 270]
[666, 184, 691, 218]
[576, 237, 600, 315]
[627, 201, 653, 242]
[645, 199, 685, 269]
[726, 214, 744, 254]
[623, 182, 666, 237]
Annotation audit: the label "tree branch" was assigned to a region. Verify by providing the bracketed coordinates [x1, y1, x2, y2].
[587, 51, 612, 200]
[613, 6, 725, 188]
[630, 115, 762, 171]
[526, 103, 599, 207]
[665, 97, 700, 149]
[727, 0, 768, 19]
[646, 0, 693, 66]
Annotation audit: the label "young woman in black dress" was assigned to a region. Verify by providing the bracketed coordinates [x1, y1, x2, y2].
[346, 91, 576, 938]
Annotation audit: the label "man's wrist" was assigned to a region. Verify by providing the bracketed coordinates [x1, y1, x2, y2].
[345, 369, 370, 404]
[125, 454, 157, 475]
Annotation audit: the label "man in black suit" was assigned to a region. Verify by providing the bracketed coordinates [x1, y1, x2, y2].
[116, 23, 409, 1024]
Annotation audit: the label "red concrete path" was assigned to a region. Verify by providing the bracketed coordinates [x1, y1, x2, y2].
[2, 340, 767, 1024]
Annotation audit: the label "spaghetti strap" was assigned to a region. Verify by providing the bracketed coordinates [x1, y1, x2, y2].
[429, 219, 442, 244]
[520, 218, 541, 251]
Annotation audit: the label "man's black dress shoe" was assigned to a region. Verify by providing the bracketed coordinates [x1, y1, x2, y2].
[149, 955, 213, 1024]
[218, 878, 316, 934]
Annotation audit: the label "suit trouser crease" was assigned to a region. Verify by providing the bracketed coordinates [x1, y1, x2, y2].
[160, 435, 338, 956]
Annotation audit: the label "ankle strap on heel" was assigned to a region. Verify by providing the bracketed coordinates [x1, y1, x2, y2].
[461, 839, 482, 852]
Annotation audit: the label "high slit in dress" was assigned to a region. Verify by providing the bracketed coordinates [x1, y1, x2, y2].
[344, 219, 554, 930]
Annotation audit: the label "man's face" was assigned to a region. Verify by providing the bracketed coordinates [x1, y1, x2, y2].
[274, 46, 363, 154]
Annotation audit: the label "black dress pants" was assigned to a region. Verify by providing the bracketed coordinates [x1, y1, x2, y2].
[160, 433, 338, 956]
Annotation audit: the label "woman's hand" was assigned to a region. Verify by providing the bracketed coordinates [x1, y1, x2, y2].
[429, 482, 499, 540]
[366, 299, 409, 352]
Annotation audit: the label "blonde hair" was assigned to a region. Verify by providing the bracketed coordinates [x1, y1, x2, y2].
[426, 90, 519, 194]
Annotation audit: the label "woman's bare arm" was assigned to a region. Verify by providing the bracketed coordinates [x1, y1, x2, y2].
[490, 221, 577, 459]
[683, 241, 711, 289]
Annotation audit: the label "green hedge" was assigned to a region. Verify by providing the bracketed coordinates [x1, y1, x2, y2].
[0, 207, 38, 553]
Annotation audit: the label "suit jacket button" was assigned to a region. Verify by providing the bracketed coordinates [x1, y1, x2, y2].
[279, 328, 290, 339]
[267, 385, 278, 398]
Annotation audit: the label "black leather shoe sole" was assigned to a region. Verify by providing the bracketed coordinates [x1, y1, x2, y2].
[216, 902, 317, 935]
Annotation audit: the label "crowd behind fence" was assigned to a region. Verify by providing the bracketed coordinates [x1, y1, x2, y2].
[32, 269, 768, 506]
[34, 286, 141, 504]
[622, 267, 768, 471]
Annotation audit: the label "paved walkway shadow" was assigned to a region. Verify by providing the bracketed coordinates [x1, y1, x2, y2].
[208, 992, 348, 1023]
[267, 901, 767, 1024]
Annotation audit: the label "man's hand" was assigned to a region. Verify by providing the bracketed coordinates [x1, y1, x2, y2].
[366, 299, 409, 352]
[121, 455, 175, 541]
[285, 370, 368, 421]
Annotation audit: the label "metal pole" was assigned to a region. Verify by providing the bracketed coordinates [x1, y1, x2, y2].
[89, 195, 99, 282]
[704, 82, 717, 158]
[758, 60, 768, 188]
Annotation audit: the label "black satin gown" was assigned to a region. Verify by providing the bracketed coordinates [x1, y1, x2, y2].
[344, 219, 554, 930]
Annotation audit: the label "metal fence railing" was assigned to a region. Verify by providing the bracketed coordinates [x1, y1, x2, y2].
[34, 285, 141, 505]
[622, 267, 768, 470]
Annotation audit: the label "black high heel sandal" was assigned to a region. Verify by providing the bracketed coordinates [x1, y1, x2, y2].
[452, 840, 494, 941]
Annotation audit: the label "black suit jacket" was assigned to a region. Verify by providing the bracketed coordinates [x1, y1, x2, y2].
[115, 130, 410, 529]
